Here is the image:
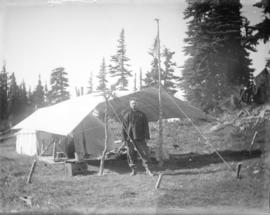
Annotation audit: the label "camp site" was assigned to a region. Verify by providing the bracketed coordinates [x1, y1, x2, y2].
[0, 0, 270, 214]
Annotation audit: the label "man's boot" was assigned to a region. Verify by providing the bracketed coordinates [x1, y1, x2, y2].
[130, 167, 136, 176]
[145, 167, 154, 177]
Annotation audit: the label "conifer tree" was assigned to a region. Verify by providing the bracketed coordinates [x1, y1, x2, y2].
[109, 29, 132, 90]
[87, 71, 93, 94]
[144, 44, 179, 94]
[0, 62, 8, 121]
[162, 48, 179, 95]
[253, 0, 270, 68]
[44, 82, 51, 106]
[144, 54, 160, 88]
[27, 86, 34, 111]
[33, 75, 45, 108]
[253, 0, 270, 43]
[7, 73, 20, 123]
[17, 81, 29, 118]
[181, 0, 254, 111]
[27, 86, 33, 107]
[49, 67, 70, 104]
[144, 39, 162, 88]
[96, 58, 108, 92]
[19, 81, 27, 103]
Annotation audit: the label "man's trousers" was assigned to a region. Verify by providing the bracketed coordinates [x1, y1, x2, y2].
[126, 140, 151, 169]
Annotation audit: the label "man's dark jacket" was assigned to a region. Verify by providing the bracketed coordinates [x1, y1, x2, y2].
[122, 109, 150, 141]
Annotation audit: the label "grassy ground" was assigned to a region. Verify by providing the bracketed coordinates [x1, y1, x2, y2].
[0, 120, 269, 214]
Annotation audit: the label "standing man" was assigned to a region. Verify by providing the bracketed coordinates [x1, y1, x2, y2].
[122, 98, 154, 176]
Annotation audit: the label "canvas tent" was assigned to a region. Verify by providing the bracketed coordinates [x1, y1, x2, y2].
[13, 93, 115, 157]
[95, 87, 210, 122]
[13, 87, 209, 158]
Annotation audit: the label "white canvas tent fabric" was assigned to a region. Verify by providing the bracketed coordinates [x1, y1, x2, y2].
[13, 94, 105, 136]
[13, 93, 114, 157]
[96, 87, 209, 122]
[15, 129, 54, 156]
[13, 87, 209, 157]
[15, 128, 37, 156]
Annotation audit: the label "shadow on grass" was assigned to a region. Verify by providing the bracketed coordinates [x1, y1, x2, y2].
[78, 170, 98, 176]
[86, 159, 131, 174]
[85, 149, 262, 175]
[155, 149, 265, 211]
[161, 149, 262, 171]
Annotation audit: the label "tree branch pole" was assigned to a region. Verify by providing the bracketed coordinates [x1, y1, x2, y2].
[155, 18, 164, 166]
[99, 91, 109, 176]
[27, 159, 37, 184]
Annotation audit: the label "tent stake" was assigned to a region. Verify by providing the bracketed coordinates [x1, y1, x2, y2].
[27, 159, 37, 184]
[249, 131, 258, 154]
[26, 145, 54, 184]
[236, 163, 242, 179]
[155, 173, 163, 189]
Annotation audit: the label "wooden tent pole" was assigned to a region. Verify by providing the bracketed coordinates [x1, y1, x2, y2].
[155, 18, 164, 167]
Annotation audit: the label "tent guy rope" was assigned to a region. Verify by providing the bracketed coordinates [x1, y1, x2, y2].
[164, 88, 234, 172]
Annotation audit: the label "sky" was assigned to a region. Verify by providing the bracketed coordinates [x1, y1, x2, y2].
[0, 0, 269, 96]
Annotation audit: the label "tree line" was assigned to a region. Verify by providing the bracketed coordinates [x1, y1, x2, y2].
[1, 0, 269, 130]
[0, 65, 70, 131]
